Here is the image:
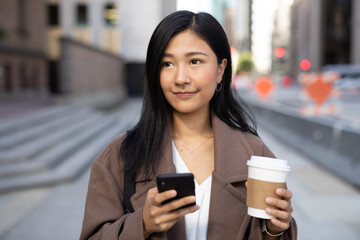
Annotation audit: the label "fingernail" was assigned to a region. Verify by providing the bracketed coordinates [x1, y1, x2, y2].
[170, 190, 177, 196]
[266, 208, 271, 214]
[276, 188, 283, 195]
[265, 197, 272, 203]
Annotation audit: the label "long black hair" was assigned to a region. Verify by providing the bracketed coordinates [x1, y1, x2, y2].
[121, 10, 257, 179]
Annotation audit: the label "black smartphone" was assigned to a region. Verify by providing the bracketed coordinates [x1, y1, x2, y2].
[156, 173, 196, 209]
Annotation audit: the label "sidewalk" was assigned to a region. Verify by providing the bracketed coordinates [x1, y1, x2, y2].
[0, 96, 56, 119]
[0, 97, 142, 239]
[0, 97, 359, 239]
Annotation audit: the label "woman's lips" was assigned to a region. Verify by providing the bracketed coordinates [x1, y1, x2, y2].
[174, 91, 198, 98]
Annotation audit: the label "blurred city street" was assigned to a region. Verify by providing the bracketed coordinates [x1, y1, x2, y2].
[242, 83, 360, 129]
[0, 94, 359, 240]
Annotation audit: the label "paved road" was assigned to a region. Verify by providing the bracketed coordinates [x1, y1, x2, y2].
[0, 97, 359, 240]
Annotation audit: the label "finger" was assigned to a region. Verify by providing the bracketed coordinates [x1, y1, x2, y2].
[148, 187, 159, 197]
[158, 219, 178, 232]
[265, 197, 290, 210]
[266, 207, 291, 221]
[245, 181, 248, 188]
[171, 205, 199, 222]
[269, 217, 290, 231]
[163, 195, 197, 212]
[161, 204, 199, 222]
[275, 188, 293, 200]
[155, 217, 182, 232]
[150, 204, 199, 232]
[154, 190, 177, 206]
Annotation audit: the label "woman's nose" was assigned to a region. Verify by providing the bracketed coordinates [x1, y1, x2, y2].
[175, 65, 190, 85]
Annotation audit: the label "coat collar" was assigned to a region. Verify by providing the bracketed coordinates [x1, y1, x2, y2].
[145, 112, 254, 180]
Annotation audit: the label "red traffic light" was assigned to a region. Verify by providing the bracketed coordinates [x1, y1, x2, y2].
[300, 59, 311, 71]
[274, 47, 285, 58]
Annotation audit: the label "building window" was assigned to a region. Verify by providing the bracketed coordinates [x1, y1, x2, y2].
[4, 64, 12, 92]
[104, 3, 118, 27]
[322, 0, 351, 64]
[0, 64, 12, 92]
[48, 4, 59, 27]
[19, 63, 28, 89]
[76, 4, 88, 26]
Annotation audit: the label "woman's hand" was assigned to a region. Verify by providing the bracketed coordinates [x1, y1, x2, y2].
[265, 188, 293, 235]
[142, 187, 199, 238]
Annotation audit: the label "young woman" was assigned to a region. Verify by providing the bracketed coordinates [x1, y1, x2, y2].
[80, 11, 297, 240]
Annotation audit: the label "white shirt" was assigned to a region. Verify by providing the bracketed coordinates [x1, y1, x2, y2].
[172, 142, 212, 240]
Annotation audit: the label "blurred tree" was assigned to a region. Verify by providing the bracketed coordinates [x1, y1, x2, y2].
[236, 51, 254, 73]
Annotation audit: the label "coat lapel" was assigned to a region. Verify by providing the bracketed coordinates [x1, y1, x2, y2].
[207, 114, 257, 240]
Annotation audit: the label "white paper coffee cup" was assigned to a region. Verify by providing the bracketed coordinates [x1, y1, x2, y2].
[246, 156, 291, 219]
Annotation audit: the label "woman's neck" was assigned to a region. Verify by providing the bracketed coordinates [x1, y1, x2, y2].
[171, 108, 213, 139]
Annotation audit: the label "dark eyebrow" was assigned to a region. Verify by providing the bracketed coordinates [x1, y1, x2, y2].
[163, 52, 209, 58]
[186, 52, 208, 57]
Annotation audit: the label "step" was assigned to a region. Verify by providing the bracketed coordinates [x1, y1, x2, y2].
[0, 113, 104, 164]
[0, 108, 93, 150]
[0, 118, 132, 193]
[0, 115, 117, 178]
[0, 105, 78, 136]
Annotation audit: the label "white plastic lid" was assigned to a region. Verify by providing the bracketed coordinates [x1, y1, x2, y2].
[247, 156, 291, 172]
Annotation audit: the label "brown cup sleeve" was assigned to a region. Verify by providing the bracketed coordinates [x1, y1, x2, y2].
[246, 178, 286, 210]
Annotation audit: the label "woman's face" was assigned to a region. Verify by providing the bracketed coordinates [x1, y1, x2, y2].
[160, 30, 227, 115]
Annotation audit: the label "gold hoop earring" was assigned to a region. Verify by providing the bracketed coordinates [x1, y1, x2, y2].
[216, 82, 222, 92]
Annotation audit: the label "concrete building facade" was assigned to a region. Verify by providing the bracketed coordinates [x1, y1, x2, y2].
[49, 0, 176, 97]
[46, 0, 124, 99]
[0, 0, 48, 96]
[288, 0, 360, 78]
[0, 0, 177, 102]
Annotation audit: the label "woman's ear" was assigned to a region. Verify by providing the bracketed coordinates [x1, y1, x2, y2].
[217, 59, 228, 83]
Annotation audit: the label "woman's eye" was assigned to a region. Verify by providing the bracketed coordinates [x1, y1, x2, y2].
[190, 59, 201, 65]
[163, 62, 173, 68]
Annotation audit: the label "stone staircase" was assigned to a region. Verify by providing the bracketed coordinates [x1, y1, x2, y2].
[0, 101, 140, 193]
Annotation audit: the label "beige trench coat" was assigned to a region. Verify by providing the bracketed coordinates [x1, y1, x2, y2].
[80, 114, 297, 239]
